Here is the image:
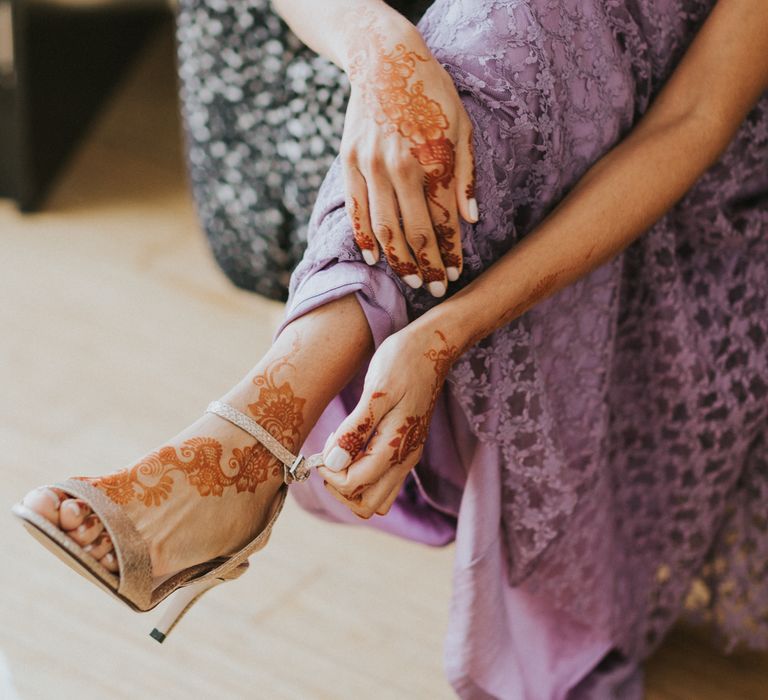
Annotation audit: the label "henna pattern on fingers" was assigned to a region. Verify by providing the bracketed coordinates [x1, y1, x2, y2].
[337, 390, 387, 460]
[380, 226, 419, 278]
[90, 345, 308, 505]
[350, 196, 377, 253]
[348, 15, 461, 278]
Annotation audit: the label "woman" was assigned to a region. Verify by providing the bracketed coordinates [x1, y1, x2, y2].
[12, 0, 768, 697]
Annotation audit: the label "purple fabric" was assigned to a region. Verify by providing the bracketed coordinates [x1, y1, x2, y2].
[275, 1, 768, 697]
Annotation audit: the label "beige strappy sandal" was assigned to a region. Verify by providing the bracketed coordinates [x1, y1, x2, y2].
[11, 400, 324, 643]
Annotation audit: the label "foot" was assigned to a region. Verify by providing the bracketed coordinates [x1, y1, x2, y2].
[21, 409, 290, 581]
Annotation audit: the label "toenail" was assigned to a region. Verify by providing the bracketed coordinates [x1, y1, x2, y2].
[104, 553, 115, 564]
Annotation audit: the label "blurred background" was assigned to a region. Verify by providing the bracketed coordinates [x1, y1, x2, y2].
[0, 2, 767, 698]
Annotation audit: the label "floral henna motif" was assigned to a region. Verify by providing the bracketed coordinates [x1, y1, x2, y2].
[91, 349, 308, 505]
[387, 330, 458, 467]
[348, 15, 460, 276]
[380, 226, 419, 278]
[337, 391, 387, 460]
[413, 233, 446, 283]
[350, 196, 376, 253]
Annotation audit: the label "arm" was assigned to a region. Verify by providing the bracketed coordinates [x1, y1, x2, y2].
[416, 0, 768, 350]
[320, 0, 768, 518]
[271, 0, 477, 296]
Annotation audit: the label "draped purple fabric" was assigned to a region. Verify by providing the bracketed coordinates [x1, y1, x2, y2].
[274, 1, 768, 696]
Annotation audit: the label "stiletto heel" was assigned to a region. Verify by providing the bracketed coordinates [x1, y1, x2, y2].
[12, 401, 325, 640]
[150, 562, 249, 643]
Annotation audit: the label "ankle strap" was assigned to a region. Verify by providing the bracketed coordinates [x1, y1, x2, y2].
[206, 401, 321, 484]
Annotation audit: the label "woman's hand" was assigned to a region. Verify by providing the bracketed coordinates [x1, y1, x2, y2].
[318, 322, 460, 518]
[341, 11, 477, 298]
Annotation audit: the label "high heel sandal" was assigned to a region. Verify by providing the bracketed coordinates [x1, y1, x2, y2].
[11, 400, 324, 642]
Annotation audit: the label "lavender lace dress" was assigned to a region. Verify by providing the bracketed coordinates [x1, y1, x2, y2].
[272, 1, 768, 697]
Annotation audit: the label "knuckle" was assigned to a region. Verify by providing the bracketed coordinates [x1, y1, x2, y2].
[341, 146, 357, 169]
[360, 151, 384, 174]
[387, 152, 413, 176]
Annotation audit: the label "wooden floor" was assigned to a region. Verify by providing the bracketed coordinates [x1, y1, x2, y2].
[0, 27, 765, 700]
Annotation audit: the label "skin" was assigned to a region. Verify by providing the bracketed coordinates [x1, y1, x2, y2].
[317, 0, 768, 515]
[22, 0, 768, 572]
[273, 0, 477, 295]
[23, 295, 376, 577]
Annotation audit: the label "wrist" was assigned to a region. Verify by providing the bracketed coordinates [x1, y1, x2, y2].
[340, 8, 424, 75]
[404, 294, 478, 358]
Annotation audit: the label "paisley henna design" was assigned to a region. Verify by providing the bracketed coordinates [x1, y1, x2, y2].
[413, 233, 446, 283]
[387, 330, 458, 467]
[348, 14, 460, 274]
[350, 196, 377, 252]
[91, 348, 308, 505]
[337, 390, 387, 460]
[380, 226, 419, 278]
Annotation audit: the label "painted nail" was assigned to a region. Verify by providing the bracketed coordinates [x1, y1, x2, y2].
[361, 249, 377, 265]
[428, 281, 446, 297]
[402, 274, 422, 289]
[325, 445, 351, 472]
[468, 198, 479, 222]
[44, 489, 61, 511]
[446, 266, 459, 282]
[62, 500, 80, 516]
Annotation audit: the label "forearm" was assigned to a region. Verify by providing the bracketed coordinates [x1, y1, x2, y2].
[270, 0, 416, 71]
[411, 0, 768, 351]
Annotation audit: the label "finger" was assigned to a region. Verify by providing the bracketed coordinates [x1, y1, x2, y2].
[321, 419, 393, 497]
[350, 452, 417, 519]
[343, 162, 379, 265]
[394, 180, 447, 297]
[427, 185, 463, 282]
[321, 389, 389, 472]
[368, 173, 422, 290]
[376, 478, 404, 516]
[455, 127, 478, 224]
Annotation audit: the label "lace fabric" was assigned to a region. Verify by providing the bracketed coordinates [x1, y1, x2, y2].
[287, 0, 768, 674]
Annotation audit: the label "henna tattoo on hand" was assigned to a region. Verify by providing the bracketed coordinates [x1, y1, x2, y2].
[348, 13, 460, 276]
[380, 226, 419, 278]
[91, 344, 308, 505]
[387, 330, 458, 467]
[350, 196, 377, 253]
[337, 390, 387, 460]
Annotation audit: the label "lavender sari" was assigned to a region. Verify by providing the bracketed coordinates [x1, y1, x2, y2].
[274, 1, 768, 696]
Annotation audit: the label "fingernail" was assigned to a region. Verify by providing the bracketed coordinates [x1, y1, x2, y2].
[446, 266, 459, 282]
[468, 198, 479, 222]
[402, 274, 422, 289]
[325, 445, 351, 472]
[62, 500, 80, 515]
[361, 249, 377, 265]
[428, 281, 446, 297]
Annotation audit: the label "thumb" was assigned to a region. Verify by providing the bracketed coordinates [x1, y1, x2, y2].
[323, 390, 388, 472]
[455, 128, 478, 224]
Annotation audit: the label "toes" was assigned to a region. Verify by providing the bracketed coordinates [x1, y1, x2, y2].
[100, 551, 119, 573]
[84, 531, 113, 561]
[59, 499, 92, 530]
[67, 513, 104, 547]
[22, 488, 63, 525]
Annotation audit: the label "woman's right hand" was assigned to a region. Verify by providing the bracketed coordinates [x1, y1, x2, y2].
[340, 10, 477, 297]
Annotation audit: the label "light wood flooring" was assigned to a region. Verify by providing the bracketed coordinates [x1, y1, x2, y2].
[0, 26, 765, 700]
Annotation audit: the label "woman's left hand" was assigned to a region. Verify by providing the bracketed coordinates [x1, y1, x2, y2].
[318, 322, 460, 518]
